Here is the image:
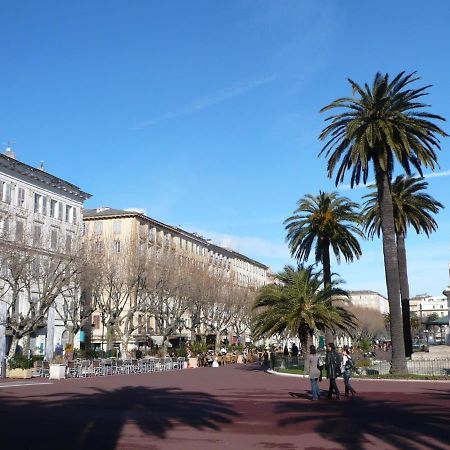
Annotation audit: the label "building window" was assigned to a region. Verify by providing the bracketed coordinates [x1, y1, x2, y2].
[95, 221, 103, 235]
[65, 205, 72, 223]
[82, 223, 89, 236]
[113, 240, 121, 253]
[73, 208, 77, 225]
[148, 228, 155, 241]
[92, 315, 100, 329]
[113, 221, 121, 234]
[34, 193, 41, 213]
[95, 241, 103, 253]
[58, 202, 63, 221]
[0, 217, 9, 237]
[17, 187, 25, 207]
[42, 197, 47, 216]
[2, 182, 11, 204]
[66, 234, 72, 253]
[50, 199, 57, 218]
[16, 220, 24, 241]
[33, 225, 42, 246]
[50, 229, 58, 250]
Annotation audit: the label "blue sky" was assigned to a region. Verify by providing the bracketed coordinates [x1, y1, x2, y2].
[1, 1, 449, 297]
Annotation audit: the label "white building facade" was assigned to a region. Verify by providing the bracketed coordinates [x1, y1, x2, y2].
[0, 148, 90, 362]
[348, 290, 389, 314]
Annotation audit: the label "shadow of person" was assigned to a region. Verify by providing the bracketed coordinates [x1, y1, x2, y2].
[0, 386, 238, 450]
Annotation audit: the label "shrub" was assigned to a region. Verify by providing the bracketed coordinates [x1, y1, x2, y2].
[356, 358, 371, 368]
[9, 356, 33, 370]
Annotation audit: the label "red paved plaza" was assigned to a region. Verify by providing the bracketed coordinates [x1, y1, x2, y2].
[0, 364, 449, 450]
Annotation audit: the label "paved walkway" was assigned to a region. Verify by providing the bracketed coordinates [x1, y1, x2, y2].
[0, 364, 449, 450]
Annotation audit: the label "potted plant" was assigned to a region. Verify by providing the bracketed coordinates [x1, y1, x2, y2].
[49, 355, 67, 380]
[8, 356, 33, 379]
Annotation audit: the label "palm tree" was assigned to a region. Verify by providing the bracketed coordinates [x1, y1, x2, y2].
[363, 175, 443, 357]
[284, 192, 363, 342]
[319, 71, 447, 373]
[284, 192, 363, 288]
[251, 265, 356, 354]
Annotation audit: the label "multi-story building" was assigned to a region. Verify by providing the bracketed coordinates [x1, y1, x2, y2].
[82, 206, 269, 349]
[0, 147, 91, 360]
[348, 290, 389, 314]
[409, 294, 448, 320]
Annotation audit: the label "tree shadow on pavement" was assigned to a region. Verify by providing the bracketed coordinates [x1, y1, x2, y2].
[234, 363, 267, 372]
[0, 386, 237, 450]
[275, 394, 450, 450]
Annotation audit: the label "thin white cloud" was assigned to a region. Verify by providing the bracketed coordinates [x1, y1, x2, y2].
[134, 74, 275, 129]
[197, 229, 290, 263]
[337, 169, 450, 190]
[124, 207, 147, 215]
[424, 169, 450, 179]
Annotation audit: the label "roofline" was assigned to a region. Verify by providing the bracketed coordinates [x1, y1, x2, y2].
[0, 153, 91, 200]
[349, 290, 388, 300]
[83, 208, 269, 269]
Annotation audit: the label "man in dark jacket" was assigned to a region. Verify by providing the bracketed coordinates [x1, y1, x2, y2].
[325, 342, 341, 399]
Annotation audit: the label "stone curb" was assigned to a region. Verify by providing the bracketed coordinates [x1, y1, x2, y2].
[267, 369, 450, 383]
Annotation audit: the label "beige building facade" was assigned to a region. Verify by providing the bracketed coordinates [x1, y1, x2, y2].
[82, 207, 269, 350]
[348, 290, 389, 314]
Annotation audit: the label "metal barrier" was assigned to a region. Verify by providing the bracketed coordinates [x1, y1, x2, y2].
[271, 354, 450, 377]
[271, 355, 305, 371]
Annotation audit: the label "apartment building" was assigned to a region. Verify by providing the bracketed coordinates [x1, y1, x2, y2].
[82, 207, 269, 349]
[0, 147, 91, 359]
[348, 290, 389, 314]
[409, 294, 448, 320]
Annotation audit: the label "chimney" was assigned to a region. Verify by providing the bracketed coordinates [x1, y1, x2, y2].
[39, 161, 45, 171]
[4, 145, 16, 160]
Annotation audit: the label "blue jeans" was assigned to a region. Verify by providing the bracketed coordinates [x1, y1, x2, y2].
[310, 378, 320, 400]
[343, 371, 356, 395]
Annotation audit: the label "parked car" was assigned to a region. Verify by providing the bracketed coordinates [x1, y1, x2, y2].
[412, 339, 429, 352]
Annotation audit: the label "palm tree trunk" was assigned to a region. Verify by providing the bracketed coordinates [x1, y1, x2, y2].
[322, 242, 334, 344]
[397, 232, 413, 357]
[376, 169, 407, 373]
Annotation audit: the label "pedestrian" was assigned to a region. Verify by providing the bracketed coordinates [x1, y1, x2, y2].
[283, 345, 289, 356]
[262, 349, 269, 368]
[291, 343, 299, 357]
[325, 342, 341, 400]
[304, 345, 321, 400]
[342, 347, 357, 397]
[242, 347, 248, 364]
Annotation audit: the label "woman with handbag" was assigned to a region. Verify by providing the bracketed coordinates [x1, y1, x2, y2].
[342, 347, 357, 397]
[304, 345, 321, 400]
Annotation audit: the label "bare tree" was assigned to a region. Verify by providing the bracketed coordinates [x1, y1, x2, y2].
[54, 244, 97, 347]
[0, 242, 77, 358]
[348, 305, 387, 344]
[229, 285, 256, 345]
[140, 251, 190, 355]
[89, 243, 140, 353]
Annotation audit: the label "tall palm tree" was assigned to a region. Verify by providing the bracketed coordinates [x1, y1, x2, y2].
[252, 265, 356, 354]
[319, 71, 447, 373]
[284, 192, 363, 342]
[284, 191, 363, 288]
[363, 175, 444, 357]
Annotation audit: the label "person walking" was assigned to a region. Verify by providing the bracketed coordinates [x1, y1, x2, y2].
[325, 342, 341, 400]
[304, 345, 321, 400]
[342, 347, 357, 397]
